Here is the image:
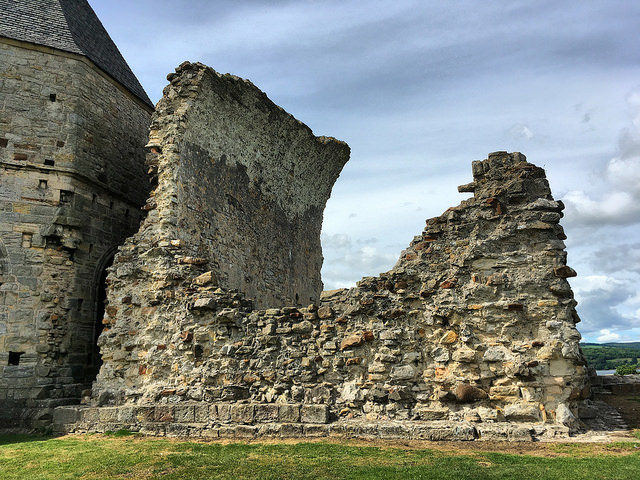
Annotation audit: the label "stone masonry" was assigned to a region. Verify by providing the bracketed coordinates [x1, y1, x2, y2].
[143, 62, 350, 308]
[54, 68, 589, 442]
[0, 38, 152, 428]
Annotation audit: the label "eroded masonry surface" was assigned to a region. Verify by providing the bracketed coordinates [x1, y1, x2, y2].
[144, 62, 350, 308]
[54, 65, 590, 439]
[0, 6, 152, 429]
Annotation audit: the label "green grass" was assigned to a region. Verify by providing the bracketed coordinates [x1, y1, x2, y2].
[0, 434, 639, 480]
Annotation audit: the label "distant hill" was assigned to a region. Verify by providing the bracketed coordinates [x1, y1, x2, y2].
[581, 342, 640, 349]
[580, 342, 640, 370]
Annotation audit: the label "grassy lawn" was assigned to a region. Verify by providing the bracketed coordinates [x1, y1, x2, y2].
[1, 433, 639, 480]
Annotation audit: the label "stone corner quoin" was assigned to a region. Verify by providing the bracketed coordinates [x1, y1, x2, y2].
[75, 61, 589, 440]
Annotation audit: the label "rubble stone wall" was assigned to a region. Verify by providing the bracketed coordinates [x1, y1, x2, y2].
[0, 39, 151, 429]
[143, 62, 350, 308]
[84, 150, 589, 440]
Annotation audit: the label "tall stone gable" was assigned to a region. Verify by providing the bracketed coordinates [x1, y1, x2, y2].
[143, 62, 350, 307]
[0, 0, 153, 429]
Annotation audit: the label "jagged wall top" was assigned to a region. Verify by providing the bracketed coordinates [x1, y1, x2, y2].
[133, 61, 350, 307]
[93, 150, 589, 437]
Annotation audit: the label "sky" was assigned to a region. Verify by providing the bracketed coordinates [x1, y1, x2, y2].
[90, 0, 640, 343]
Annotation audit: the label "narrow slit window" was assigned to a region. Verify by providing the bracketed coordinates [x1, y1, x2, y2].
[60, 190, 73, 204]
[49, 94, 56, 102]
[44, 159, 55, 166]
[8, 351, 24, 366]
[38, 179, 48, 189]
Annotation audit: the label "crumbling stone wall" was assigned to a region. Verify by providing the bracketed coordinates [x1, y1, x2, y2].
[79, 147, 589, 440]
[143, 62, 349, 308]
[0, 39, 151, 429]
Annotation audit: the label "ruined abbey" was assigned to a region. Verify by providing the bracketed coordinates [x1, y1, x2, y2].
[2, 1, 592, 440]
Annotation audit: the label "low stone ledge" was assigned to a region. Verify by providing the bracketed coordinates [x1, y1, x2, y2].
[53, 404, 574, 441]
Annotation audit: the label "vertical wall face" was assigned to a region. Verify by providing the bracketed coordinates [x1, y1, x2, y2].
[143, 62, 350, 307]
[0, 40, 151, 428]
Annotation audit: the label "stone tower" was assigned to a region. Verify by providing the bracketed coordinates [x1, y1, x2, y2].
[0, 0, 153, 429]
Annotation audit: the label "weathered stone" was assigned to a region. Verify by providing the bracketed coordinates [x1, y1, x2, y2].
[554, 266, 577, 278]
[452, 346, 476, 363]
[301, 405, 329, 424]
[455, 383, 489, 403]
[317, 306, 333, 319]
[504, 403, 540, 422]
[193, 298, 217, 310]
[340, 334, 364, 350]
[194, 271, 217, 286]
[45, 100, 589, 439]
[278, 404, 301, 423]
[391, 365, 416, 380]
[230, 404, 254, 424]
[440, 330, 458, 344]
[254, 404, 279, 422]
[0, 14, 151, 428]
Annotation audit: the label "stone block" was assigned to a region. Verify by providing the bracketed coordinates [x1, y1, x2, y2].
[254, 404, 279, 422]
[280, 423, 304, 437]
[416, 408, 449, 420]
[175, 405, 195, 423]
[216, 404, 231, 422]
[194, 404, 210, 423]
[303, 424, 329, 437]
[301, 404, 328, 424]
[278, 404, 301, 423]
[117, 407, 137, 423]
[235, 425, 258, 438]
[166, 423, 191, 437]
[53, 406, 80, 425]
[98, 407, 119, 423]
[154, 406, 175, 422]
[136, 407, 155, 423]
[81, 408, 100, 424]
[230, 404, 254, 424]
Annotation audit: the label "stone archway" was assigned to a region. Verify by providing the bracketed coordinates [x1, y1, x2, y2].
[86, 247, 117, 383]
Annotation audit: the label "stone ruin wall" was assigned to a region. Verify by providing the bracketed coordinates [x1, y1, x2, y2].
[51, 64, 589, 440]
[142, 62, 349, 308]
[53, 62, 590, 440]
[0, 39, 151, 429]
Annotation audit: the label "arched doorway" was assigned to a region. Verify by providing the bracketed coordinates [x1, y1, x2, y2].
[87, 248, 116, 383]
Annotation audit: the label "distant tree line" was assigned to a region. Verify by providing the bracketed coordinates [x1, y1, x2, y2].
[581, 343, 640, 370]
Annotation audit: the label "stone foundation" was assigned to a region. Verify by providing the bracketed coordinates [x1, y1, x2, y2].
[53, 404, 571, 441]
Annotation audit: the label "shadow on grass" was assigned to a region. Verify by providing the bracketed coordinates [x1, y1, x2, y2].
[0, 434, 53, 447]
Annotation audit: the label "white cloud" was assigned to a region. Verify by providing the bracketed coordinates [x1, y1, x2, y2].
[596, 329, 621, 342]
[509, 124, 534, 140]
[321, 234, 398, 289]
[572, 275, 639, 340]
[563, 87, 640, 227]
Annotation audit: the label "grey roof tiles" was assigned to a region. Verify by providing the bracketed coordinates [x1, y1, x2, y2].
[0, 0, 153, 107]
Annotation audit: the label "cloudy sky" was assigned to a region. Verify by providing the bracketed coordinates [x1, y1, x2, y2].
[91, 0, 640, 343]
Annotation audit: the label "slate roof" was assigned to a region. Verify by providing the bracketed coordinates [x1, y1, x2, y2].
[0, 0, 153, 108]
